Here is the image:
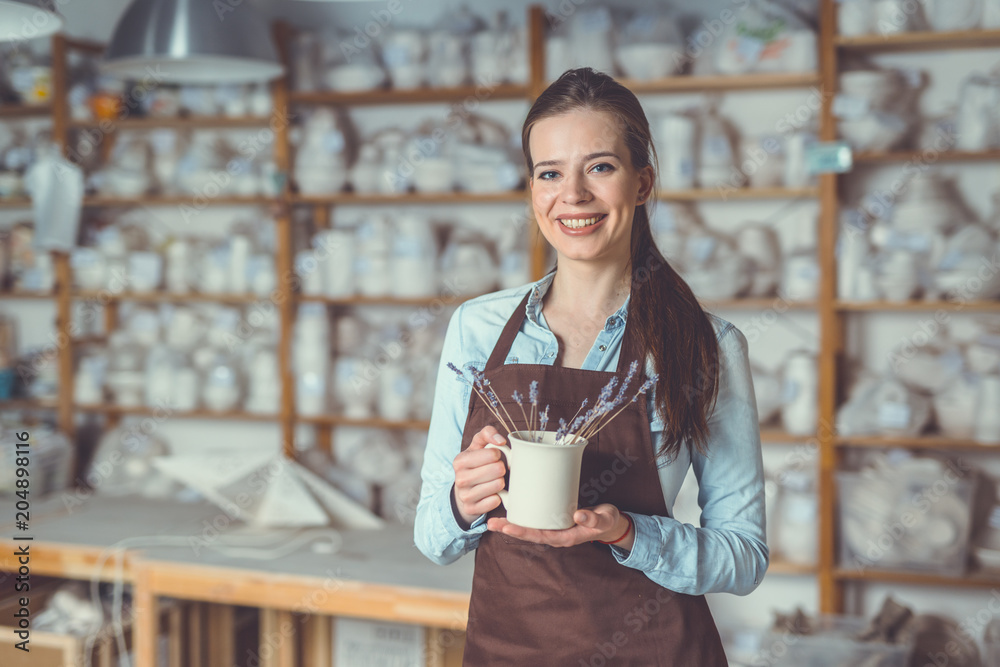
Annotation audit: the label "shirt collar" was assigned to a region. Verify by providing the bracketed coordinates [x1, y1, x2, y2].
[525, 271, 630, 331]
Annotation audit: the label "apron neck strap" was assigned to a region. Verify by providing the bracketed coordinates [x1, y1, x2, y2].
[485, 287, 642, 376]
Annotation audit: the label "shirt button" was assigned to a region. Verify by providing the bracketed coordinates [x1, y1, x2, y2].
[547, 352, 555, 358]
[599, 344, 607, 352]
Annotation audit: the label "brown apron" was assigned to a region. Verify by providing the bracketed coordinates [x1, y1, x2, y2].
[460, 291, 727, 666]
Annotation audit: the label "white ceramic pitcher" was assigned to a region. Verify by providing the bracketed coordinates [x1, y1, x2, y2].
[486, 430, 590, 530]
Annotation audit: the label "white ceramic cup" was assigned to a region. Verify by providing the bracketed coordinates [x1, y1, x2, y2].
[486, 430, 590, 530]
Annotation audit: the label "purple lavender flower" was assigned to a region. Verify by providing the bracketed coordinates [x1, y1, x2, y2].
[615, 360, 639, 404]
[512, 390, 523, 405]
[446, 362, 465, 380]
[556, 417, 568, 442]
[539, 405, 550, 431]
[528, 380, 539, 406]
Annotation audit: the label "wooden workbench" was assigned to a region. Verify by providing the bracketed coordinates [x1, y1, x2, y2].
[0, 496, 473, 667]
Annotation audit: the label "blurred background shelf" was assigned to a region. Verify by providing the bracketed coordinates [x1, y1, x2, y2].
[74, 403, 279, 421]
[68, 115, 275, 130]
[656, 186, 819, 201]
[289, 83, 531, 106]
[834, 568, 1000, 588]
[289, 191, 528, 206]
[852, 148, 1000, 164]
[0, 289, 56, 300]
[0, 104, 52, 118]
[0, 198, 33, 209]
[297, 415, 430, 430]
[835, 300, 1000, 312]
[72, 290, 263, 305]
[82, 195, 280, 208]
[835, 28, 1000, 53]
[837, 435, 1000, 451]
[621, 71, 821, 94]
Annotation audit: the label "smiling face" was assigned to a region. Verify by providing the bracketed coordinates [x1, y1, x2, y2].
[528, 108, 654, 268]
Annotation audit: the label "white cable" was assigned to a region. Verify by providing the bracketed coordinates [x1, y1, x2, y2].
[84, 527, 343, 667]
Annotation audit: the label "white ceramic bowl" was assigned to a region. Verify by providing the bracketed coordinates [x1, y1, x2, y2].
[325, 64, 384, 92]
[840, 70, 901, 110]
[839, 114, 910, 152]
[411, 158, 454, 193]
[615, 43, 684, 81]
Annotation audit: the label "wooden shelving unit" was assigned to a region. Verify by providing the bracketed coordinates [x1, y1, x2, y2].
[75, 403, 279, 422]
[818, 0, 1000, 613]
[289, 190, 528, 205]
[0, 103, 52, 118]
[68, 115, 274, 130]
[289, 83, 530, 106]
[834, 28, 1000, 53]
[853, 148, 1000, 164]
[617, 71, 821, 94]
[71, 289, 263, 305]
[656, 186, 819, 201]
[4, 3, 997, 623]
[838, 435, 1000, 452]
[82, 195, 280, 208]
[0, 197, 33, 209]
[836, 300, 1000, 312]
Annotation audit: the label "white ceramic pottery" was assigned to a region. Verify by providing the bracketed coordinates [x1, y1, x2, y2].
[486, 430, 591, 530]
[975, 376, 1000, 444]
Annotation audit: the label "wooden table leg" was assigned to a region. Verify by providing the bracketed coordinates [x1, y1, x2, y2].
[206, 604, 235, 667]
[187, 602, 205, 667]
[133, 564, 159, 667]
[167, 603, 183, 667]
[301, 615, 331, 667]
[260, 608, 297, 667]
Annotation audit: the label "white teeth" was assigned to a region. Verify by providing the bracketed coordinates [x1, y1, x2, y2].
[561, 215, 602, 229]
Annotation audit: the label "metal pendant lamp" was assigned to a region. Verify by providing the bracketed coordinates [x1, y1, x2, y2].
[102, 0, 284, 84]
[0, 0, 64, 41]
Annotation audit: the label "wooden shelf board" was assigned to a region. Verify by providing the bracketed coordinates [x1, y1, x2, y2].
[769, 561, 818, 576]
[852, 149, 1000, 164]
[0, 197, 32, 209]
[657, 186, 819, 201]
[298, 293, 477, 307]
[0, 104, 52, 118]
[298, 415, 430, 430]
[290, 83, 530, 106]
[834, 567, 1000, 588]
[761, 429, 817, 443]
[702, 298, 816, 310]
[623, 71, 821, 94]
[0, 399, 58, 410]
[69, 115, 274, 130]
[291, 190, 528, 205]
[72, 290, 262, 305]
[836, 300, 1000, 312]
[75, 404, 279, 421]
[83, 195, 279, 208]
[835, 29, 1000, 53]
[838, 435, 999, 451]
[0, 290, 56, 300]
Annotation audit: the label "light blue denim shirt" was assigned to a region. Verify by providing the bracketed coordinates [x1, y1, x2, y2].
[414, 271, 769, 596]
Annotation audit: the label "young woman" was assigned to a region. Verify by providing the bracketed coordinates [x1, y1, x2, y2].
[414, 67, 767, 665]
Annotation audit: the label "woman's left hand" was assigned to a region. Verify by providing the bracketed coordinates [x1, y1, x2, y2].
[487, 504, 634, 550]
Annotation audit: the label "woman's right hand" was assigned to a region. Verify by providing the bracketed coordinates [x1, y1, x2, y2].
[452, 426, 508, 529]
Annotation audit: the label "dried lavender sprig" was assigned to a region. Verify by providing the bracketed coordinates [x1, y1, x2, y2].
[537, 405, 550, 441]
[447, 363, 514, 433]
[512, 390, 531, 433]
[528, 380, 539, 432]
[614, 360, 639, 405]
[484, 382, 518, 435]
[587, 373, 661, 439]
[556, 417, 569, 444]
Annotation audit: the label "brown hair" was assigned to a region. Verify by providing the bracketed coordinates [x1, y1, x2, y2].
[521, 67, 721, 462]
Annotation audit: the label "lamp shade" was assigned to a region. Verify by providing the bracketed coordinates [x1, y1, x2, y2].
[102, 0, 284, 84]
[0, 0, 63, 41]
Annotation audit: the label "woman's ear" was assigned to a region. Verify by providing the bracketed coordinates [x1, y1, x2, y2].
[636, 165, 655, 205]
